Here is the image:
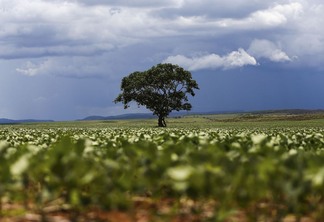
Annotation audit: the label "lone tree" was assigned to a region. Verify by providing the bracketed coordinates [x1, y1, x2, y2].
[114, 63, 199, 127]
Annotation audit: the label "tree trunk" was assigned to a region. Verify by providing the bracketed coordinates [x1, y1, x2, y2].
[158, 115, 167, 127]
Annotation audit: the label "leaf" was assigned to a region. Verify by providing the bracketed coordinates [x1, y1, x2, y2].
[10, 154, 30, 176]
[167, 166, 193, 181]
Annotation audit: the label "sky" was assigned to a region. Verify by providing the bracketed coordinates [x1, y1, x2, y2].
[0, 0, 323, 120]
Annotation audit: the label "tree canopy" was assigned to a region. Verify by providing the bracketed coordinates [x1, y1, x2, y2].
[114, 63, 199, 127]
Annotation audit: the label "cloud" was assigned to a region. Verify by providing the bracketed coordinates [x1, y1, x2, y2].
[16, 61, 43, 76]
[75, 0, 182, 8]
[1, 0, 323, 78]
[248, 39, 291, 62]
[0, 1, 305, 61]
[164, 37, 294, 71]
[282, 2, 324, 57]
[0, 0, 159, 60]
[163, 48, 257, 71]
[0, 43, 114, 60]
[16, 57, 109, 78]
[215, 2, 303, 29]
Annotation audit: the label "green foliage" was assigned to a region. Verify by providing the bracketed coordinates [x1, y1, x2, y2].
[115, 63, 199, 127]
[0, 127, 324, 221]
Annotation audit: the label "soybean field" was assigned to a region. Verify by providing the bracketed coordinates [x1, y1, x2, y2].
[0, 117, 324, 221]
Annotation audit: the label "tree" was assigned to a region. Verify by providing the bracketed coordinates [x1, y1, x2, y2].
[114, 63, 199, 127]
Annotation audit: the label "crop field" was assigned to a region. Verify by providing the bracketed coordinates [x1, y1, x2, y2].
[1, 116, 324, 221]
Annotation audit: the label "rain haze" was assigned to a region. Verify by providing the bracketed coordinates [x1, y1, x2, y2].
[0, 0, 323, 120]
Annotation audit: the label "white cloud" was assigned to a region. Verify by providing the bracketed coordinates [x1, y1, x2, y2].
[248, 39, 291, 62]
[283, 2, 324, 58]
[216, 2, 303, 29]
[16, 57, 109, 78]
[163, 48, 257, 71]
[16, 61, 43, 76]
[224, 49, 258, 68]
[0, 0, 163, 59]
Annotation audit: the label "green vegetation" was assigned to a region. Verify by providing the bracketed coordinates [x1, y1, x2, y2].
[0, 114, 324, 221]
[114, 63, 199, 127]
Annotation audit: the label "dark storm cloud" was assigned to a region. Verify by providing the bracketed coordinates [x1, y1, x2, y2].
[1, 0, 323, 72]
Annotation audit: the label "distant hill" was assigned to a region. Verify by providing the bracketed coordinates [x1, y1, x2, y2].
[0, 118, 54, 124]
[79, 110, 244, 121]
[81, 113, 155, 121]
[80, 109, 324, 121]
[249, 109, 324, 115]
